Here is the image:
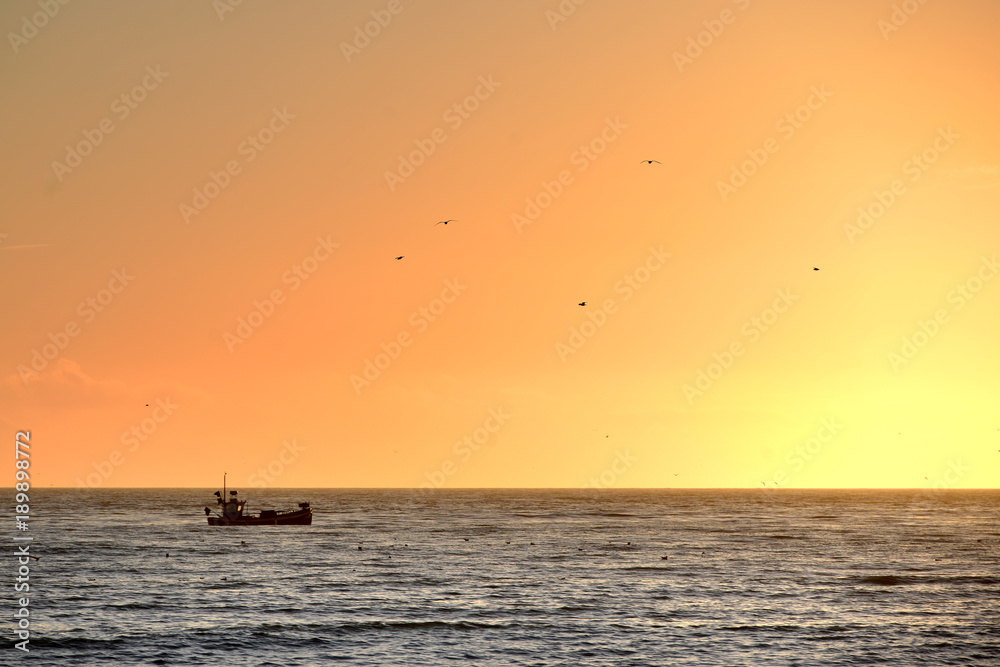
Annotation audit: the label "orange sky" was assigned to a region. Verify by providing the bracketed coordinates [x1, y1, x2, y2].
[2, 0, 998, 489]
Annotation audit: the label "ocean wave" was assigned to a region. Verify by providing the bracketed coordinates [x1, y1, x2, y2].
[853, 574, 1000, 586]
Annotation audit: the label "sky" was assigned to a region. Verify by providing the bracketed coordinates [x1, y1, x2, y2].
[2, 0, 998, 489]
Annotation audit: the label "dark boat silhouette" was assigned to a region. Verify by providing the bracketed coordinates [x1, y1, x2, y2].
[204, 475, 312, 526]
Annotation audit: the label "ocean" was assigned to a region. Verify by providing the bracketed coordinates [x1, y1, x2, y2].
[14, 489, 1000, 666]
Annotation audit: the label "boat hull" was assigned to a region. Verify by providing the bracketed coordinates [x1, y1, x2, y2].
[207, 507, 312, 526]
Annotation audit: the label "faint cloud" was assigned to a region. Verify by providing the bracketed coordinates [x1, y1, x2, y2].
[1, 359, 209, 418]
[1, 359, 131, 410]
[0, 244, 56, 251]
[0, 233, 55, 253]
[940, 164, 999, 190]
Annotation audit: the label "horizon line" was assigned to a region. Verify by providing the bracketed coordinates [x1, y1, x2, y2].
[16, 486, 999, 491]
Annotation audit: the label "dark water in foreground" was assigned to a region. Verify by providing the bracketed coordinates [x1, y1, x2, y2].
[11, 489, 1000, 666]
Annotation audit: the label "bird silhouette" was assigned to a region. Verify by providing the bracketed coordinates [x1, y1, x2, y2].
[395, 256, 404, 260]
[640, 160, 661, 164]
[813, 267, 820, 271]
[578, 302, 587, 306]
[435, 219, 455, 226]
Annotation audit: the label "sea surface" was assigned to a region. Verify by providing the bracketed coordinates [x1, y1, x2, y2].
[13, 489, 1000, 666]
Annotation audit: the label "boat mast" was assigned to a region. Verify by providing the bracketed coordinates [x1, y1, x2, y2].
[223, 472, 227, 500]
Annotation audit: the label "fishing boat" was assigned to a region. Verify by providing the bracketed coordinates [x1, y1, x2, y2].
[204, 474, 312, 526]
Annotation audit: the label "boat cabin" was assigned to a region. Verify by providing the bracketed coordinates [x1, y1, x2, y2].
[216, 489, 246, 519]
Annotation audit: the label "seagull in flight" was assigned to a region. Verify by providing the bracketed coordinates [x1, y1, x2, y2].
[435, 219, 456, 226]
[395, 256, 404, 260]
[813, 267, 820, 271]
[640, 160, 661, 164]
[578, 302, 586, 306]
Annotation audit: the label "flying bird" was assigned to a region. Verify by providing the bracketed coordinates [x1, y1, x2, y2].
[578, 302, 587, 306]
[435, 220, 455, 226]
[813, 267, 820, 271]
[640, 160, 661, 164]
[395, 256, 404, 260]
